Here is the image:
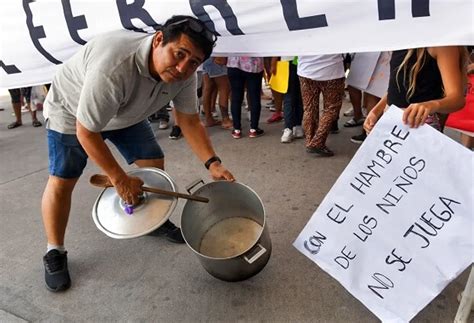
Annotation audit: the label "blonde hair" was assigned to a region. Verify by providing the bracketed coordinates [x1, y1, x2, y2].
[396, 47, 469, 101]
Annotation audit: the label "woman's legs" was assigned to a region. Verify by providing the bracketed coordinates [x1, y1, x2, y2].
[246, 71, 264, 130]
[214, 75, 232, 129]
[299, 76, 322, 148]
[202, 74, 220, 127]
[267, 90, 284, 123]
[7, 89, 22, 128]
[313, 77, 345, 149]
[284, 64, 303, 129]
[348, 86, 364, 121]
[228, 67, 246, 131]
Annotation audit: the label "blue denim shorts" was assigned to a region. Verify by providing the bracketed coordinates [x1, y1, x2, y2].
[202, 58, 227, 78]
[47, 120, 164, 178]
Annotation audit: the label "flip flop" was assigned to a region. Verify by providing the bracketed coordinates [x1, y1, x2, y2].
[343, 117, 365, 127]
[32, 120, 42, 127]
[221, 121, 233, 129]
[7, 121, 22, 129]
[205, 120, 222, 127]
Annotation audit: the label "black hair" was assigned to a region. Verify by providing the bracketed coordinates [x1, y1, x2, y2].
[160, 15, 216, 61]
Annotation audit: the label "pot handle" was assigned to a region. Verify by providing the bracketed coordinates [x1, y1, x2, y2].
[186, 179, 205, 195]
[243, 244, 267, 264]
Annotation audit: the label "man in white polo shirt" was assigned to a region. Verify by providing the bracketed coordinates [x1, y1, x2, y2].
[42, 15, 235, 292]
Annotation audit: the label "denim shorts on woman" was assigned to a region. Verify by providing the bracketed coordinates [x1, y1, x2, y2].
[47, 120, 164, 178]
[202, 58, 227, 78]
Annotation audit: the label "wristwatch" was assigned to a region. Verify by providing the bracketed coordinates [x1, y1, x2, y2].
[204, 156, 222, 169]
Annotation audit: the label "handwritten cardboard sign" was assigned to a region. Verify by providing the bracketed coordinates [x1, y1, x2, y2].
[294, 106, 473, 322]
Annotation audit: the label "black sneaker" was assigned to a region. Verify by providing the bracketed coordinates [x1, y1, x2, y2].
[330, 120, 339, 134]
[147, 220, 185, 244]
[43, 250, 71, 292]
[351, 132, 367, 144]
[169, 126, 182, 140]
[306, 146, 335, 157]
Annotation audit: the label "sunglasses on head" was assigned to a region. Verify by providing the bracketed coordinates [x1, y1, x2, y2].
[167, 18, 217, 43]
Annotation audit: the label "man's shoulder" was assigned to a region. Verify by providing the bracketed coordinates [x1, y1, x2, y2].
[85, 30, 151, 74]
[88, 29, 150, 49]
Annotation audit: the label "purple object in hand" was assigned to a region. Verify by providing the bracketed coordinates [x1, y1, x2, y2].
[124, 205, 134, 215]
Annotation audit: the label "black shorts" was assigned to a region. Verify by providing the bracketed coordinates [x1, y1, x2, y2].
[8, 87, 32, 104]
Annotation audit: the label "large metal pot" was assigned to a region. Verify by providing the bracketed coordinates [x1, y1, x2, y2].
[181, 180, 271, 282]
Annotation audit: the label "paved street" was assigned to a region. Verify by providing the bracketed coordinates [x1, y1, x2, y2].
[0, 90, 471, 322]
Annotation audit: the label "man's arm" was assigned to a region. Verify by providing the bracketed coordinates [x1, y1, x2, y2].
[76, 121, 144, 205]
[175, 110, 235, 181]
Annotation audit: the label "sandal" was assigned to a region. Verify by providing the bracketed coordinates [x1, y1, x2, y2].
[7, 121, 22, 129]
[343, 117, 365, 127]
[32, 120, 42, 127]
[205, 119, 221, 127]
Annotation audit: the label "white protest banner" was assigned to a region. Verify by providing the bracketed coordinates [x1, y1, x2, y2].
[1, 0, 473, 89]
[294, 106, 473, 322]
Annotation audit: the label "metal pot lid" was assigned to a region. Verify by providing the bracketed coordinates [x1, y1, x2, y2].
[92, 167, 178, 239]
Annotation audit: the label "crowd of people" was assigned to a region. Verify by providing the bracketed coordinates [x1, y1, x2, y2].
[2, 15, 472, 293]
[5, 86, 45, 129]
[6, 48, 473, 156]
[146, 47, 473, 155]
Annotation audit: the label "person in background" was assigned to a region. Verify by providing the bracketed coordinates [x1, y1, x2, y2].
[227, 56, 265, 138]
[148, 102, 171, 130]
[460, 47, 474, 148]
[346, 52, 391, 144]
[298, 54, 345, 156]
[7, 87, 42, 129]
[168, 108, 183, 139]
[364, 46, 467, 134]
[280, 56, 304, 143]
[201, 56, 232, 128]
[267, 57, 284, 124]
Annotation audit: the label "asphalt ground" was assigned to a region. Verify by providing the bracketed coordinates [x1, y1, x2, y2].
[0, 90, 471, 322]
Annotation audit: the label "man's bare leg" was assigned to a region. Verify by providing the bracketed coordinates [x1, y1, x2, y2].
[41, 175, 78, 292]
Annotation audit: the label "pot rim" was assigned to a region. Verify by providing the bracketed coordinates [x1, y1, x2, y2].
[181, 180, 267, 260]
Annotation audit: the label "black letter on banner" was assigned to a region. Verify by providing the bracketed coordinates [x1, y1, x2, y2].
[116, 0, 159, 32]
[377, 0, 395, 20]
[412, 0, 430, 17]
[280, 0, 328, 30]
[378, 0, 430, 20]
[23, 0, 62, 64]
[0, 61, 22, 75]
[189, 0, 244, 36]
[61, 0, 88, 45]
